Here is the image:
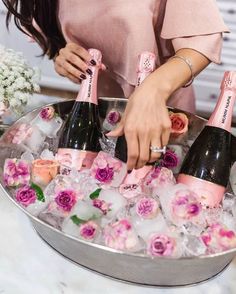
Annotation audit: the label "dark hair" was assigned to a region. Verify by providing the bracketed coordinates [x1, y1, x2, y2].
[2, 0, 66, 59]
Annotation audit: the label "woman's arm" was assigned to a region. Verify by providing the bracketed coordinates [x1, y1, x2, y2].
[108, 48, 210, 170]
[151, 48, 210, 95]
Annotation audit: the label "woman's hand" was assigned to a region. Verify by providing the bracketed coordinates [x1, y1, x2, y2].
[107, 48, 210, 170]
[54, 43, 96, 83]
[107, 76, 171, 171]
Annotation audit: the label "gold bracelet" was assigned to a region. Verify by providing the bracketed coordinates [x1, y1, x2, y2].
[169, 55, 194, 87]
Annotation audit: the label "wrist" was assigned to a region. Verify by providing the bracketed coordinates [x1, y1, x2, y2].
[145, 72, 173, 102]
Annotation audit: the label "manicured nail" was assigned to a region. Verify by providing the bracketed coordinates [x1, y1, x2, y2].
[127, 170, 132, 174]
[90, 59, 96, 66]
[86, 68, 93, 75]
[80, 73, 86, 80]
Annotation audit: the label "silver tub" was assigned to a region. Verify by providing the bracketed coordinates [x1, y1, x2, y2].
[0, 98, 235, 287]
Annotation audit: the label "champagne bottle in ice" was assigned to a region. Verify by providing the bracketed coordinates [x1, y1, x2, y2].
[178, 71, 236, 208]
[57, 49, 102, 170]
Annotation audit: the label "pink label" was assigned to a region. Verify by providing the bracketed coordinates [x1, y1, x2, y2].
[177, 174, 225, 208]
[136, 52, 156, 87]
[123, 166, 152, 185]
[207, 90, 236, 132]
[57, 148, 97, 171]
[76, 49, 102, 105]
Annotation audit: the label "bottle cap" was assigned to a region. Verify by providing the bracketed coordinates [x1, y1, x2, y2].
[137, 51, 156, 73]
[221, 71, 236, 90]
[88, 48, 102, 64]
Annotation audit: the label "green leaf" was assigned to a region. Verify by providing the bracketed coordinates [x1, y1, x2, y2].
[31, 182, 45, 202]
[89, 188, 102, 200]
[70, 215, 87, 225]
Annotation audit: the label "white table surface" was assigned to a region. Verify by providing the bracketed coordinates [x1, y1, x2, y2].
[0, 185, 236, 294]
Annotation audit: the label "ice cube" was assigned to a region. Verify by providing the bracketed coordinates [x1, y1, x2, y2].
[183, 235, 207, 256]
[99, 134, 117, 157]
[132, 213, 167, 241]
[40, 149, 55, 160]
[159, 183, 203, 227]
[90, 151, 127, 188]
[98, 188, 127, 220]
[61, 217, 80, 237]
[24, 125, 46, 154]
[31, 114, 63, 138]
[25, 198, 49, 217]
[220, 211, 236, 231]
[103, 218, 142, 252]
[20, 151, 35, 162]
[39, 211, 64, 230]
[62, 218, 100, 242]
[223, 193, 236, 215]
[72, 170, 100, 199]
[204, 207, 223, 226]
[70, 201, 103, 221]
[182, 222, 205, 237]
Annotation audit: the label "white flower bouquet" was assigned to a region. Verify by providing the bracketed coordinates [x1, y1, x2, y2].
[0, 45, 40, 115]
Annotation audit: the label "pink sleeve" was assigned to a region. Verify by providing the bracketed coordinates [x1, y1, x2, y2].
[161, 0, 229, 63]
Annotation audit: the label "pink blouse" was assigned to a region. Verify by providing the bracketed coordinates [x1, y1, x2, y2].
[58, 0, 228, 113]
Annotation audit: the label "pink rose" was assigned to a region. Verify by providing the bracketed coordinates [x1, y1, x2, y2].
[104, 219, 139, 251]
[144, 167, 176, 189]
[169, 112, 188, 135]
[136, 197, 159, 219]
[93, 199, 111, 215]
[55, 189, 77, 212]
[4, 124, 33, 145]
[172, 190, 202, 220]
[91, 152, 124, 185]
[162, 149, 178, 168]
[147, 234, 176, 257]
[80, 221, 98, 240]
[15, 186, 37, 207]
[201, 223, 236, 253]
[32, 159, 59, 186]
[95, 167, 114, 183]
[3, 158, 30, 187]
[39, 106, 55, 121]
[106, 110, 121, 125]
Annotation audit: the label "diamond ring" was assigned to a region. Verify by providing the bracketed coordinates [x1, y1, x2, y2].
[150, 146, 167, 154]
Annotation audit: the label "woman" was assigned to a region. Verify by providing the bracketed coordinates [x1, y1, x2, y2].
[3, 0, 228, 171]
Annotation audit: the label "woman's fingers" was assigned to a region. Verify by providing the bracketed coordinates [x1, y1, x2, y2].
[54, 43, 97, 83]
[59, 48, 90, 73]
[125, 128, 139, 171]
[54, 63, 82, 84]
[56, 56, 85, 79]
[67, 43, 94, 64]
[149, 137, 163, 163]
[126, 123, 171, 169]
[161, 127, 171, 148]
[136, 132, 150, 169]
[106, 121, 124, 137]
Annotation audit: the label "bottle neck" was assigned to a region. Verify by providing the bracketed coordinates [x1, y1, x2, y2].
[136, 71, 151, 87]
[207, 88, 236, 132]
[76, 66, 99, 105]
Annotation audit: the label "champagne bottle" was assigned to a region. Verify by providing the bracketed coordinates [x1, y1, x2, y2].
[115, 52, 156, 183]
[57, 48, 102, 170]
[178, 71, 236, 208]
